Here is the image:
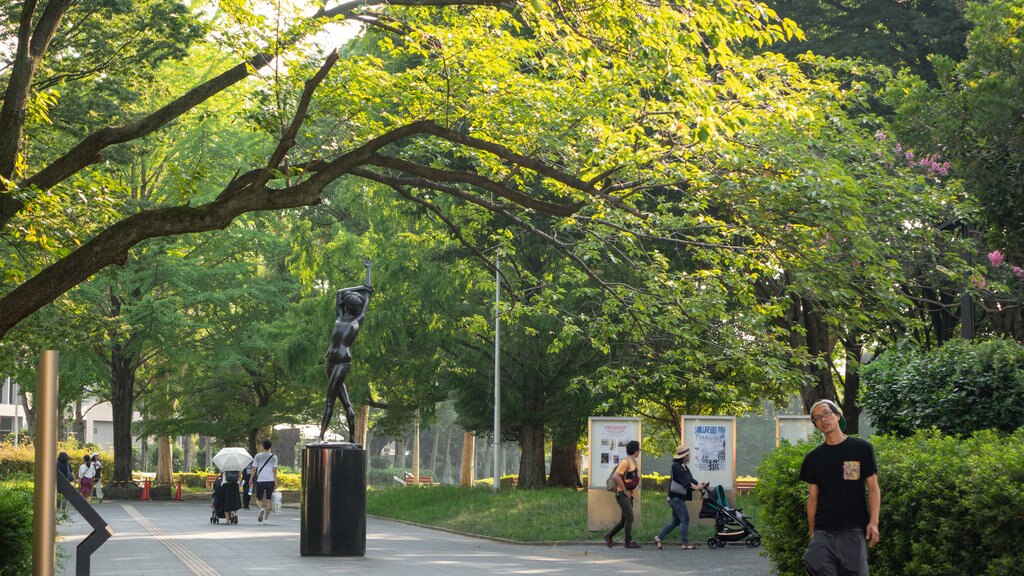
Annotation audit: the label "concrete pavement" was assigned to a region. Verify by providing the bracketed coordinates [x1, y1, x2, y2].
[56, 500, 772, 575]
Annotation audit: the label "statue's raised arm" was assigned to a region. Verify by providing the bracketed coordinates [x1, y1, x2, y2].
[363, 257, 372, 288]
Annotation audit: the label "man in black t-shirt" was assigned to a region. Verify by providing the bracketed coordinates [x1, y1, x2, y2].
[800, 399, 881, 576]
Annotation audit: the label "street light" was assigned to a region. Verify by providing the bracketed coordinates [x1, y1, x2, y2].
[493, 253, 501, 494]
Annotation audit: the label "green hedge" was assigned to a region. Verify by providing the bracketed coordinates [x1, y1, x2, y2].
[0, 442, 112, 483]
[757, 429, 1024, 576]
[0, 476, 33, 576]
[861, 338, 1024, 436]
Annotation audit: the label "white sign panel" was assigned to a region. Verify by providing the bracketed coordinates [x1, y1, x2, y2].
[680, 416, 736, 490]
[777, 415, 816, 446]
[588, 417, 641, 489]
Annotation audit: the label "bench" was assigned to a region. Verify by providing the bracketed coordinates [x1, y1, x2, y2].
[205, 474, 220, 489]
[404, 476, 434, 486]
[735, 478, 758, 496]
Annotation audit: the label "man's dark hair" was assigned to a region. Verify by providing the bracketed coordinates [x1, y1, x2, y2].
[626, 440, 640, 455]
[262, 439, 272, 450]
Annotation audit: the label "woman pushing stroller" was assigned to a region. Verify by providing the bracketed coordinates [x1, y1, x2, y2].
[654, 444, 707, 550]
[211, 470, 242, 524]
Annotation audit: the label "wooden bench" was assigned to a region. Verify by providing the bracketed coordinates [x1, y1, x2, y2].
[404, 476, 434, 486]
[735, 479, 758, 496]
[205, 474, 220, 489]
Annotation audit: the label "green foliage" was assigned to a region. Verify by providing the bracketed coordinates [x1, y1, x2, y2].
[756, 437, 815, 575]
[757, 430, 1024, 575]
[0, 476, 33, 576]
[861, 339, 1024, 436]
[0, 441, 111, 483]
[885, 0, 1024, 252]
[769, 0, 969, 82]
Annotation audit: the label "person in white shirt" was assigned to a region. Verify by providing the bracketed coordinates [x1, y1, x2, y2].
[78, 454, 96, 503]
[250, 439, 278, 523]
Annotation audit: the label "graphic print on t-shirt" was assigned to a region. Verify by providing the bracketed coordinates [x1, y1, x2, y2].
[843, 461, 861, 480]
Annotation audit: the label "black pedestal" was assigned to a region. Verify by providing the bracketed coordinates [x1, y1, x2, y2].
[300, 443, 366, 556]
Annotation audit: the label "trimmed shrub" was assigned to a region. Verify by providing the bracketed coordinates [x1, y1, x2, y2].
[0, 476, 33, 576]
[757, 429, 1024, 576]
[861, 338, 1024, 436]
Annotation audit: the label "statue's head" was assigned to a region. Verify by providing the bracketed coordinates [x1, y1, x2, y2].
[342, 291, 364, 316]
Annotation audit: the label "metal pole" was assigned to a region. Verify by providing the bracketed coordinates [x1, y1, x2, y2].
[33, 350, 59, 576]
[413, 414, 421, 485]
[493, 255, 501, 494]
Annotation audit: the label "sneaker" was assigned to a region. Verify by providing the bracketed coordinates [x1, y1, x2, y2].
[603, 534, 613, 548]
[258, 509, 265, 523]
[625, 541, 641, 549]
[654, 536, 663, 550]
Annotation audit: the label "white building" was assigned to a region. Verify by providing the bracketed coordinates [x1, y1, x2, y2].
[0, 376, 24, 441]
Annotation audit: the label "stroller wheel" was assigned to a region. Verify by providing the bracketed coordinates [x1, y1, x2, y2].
[707, 538, 718, 549]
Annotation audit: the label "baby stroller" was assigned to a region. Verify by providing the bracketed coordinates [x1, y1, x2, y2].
[210, 471, 242, 525]
[699, 484, 761, 548]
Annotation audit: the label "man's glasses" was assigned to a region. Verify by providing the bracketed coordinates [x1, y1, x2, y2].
[811, 412, 834, 424]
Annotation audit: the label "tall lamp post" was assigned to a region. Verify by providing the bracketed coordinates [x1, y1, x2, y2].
[493, 254, 501, 494]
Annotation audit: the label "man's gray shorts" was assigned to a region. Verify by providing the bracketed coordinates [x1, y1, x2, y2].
[804, 529, 869, 576]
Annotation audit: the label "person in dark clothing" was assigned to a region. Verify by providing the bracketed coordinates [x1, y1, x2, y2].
[801, 399, 881, 576]
[57, 452, 75, 511]
[240, 466, 252, 510]
[603, 440, 642, 549]
[654, 444, 707, 550]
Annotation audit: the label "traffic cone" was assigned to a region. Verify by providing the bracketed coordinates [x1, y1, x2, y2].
[175, 481, 182, 501]
[141, 479, 151, 501]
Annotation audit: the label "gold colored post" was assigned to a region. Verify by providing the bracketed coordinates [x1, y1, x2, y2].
[33, 350, 58, 576]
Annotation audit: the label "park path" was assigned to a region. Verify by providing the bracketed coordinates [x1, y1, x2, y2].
[55, 500, 772, 575]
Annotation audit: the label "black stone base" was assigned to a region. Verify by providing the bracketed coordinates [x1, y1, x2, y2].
[300, 443, 367, 556]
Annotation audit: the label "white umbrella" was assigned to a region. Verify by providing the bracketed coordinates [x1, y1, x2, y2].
[212, 447, 253, 472]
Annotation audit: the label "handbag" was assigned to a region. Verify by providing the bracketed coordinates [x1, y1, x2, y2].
[669, 479, 688, 496]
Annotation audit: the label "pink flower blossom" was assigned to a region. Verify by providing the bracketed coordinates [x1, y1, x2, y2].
[989, 250, 1005, 267]
[971, 275, 987, 290]
[894, 143, 902, 153]
[905, 151, 915, 161]
[1014, 266, 1023, 278]
[874, 130, 887, 141]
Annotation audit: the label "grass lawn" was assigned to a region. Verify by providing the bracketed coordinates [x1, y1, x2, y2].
[366, 485, 760, 544]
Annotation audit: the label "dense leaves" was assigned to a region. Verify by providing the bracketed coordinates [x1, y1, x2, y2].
[861, 338, 1024, 436]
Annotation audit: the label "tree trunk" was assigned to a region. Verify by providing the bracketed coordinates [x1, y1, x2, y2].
[518, 419, 546, 488]
[110, 344, 137, 484]
[73, 399, 86, 443]
[429, 426, 440, 476]
[183, 435, 193, 473]
[799, 296, 838, 411]
[460, 432, 475, 486]
[156, 436, 173, 483]
[20, 392, 34, 437]
[547, 439, 581, 487]
[354, 404, 369, 446]
[841, 341, 863, 435]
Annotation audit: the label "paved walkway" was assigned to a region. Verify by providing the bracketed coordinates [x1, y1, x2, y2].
[56, 500, 772, 575]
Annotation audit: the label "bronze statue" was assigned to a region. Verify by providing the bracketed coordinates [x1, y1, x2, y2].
[319, 258, 373, 443]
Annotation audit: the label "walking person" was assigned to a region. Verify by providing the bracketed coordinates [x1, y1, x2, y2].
[801, 399, 881, 576]
[654, 444, 707, 550]
[78, 454, 96, 504]
[57, 452, 75, 512]
[240, 465, 252, 510]
[90, 453, 103, 502]
[250, 439, 278, 523]
[603, 440, 642, 549]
